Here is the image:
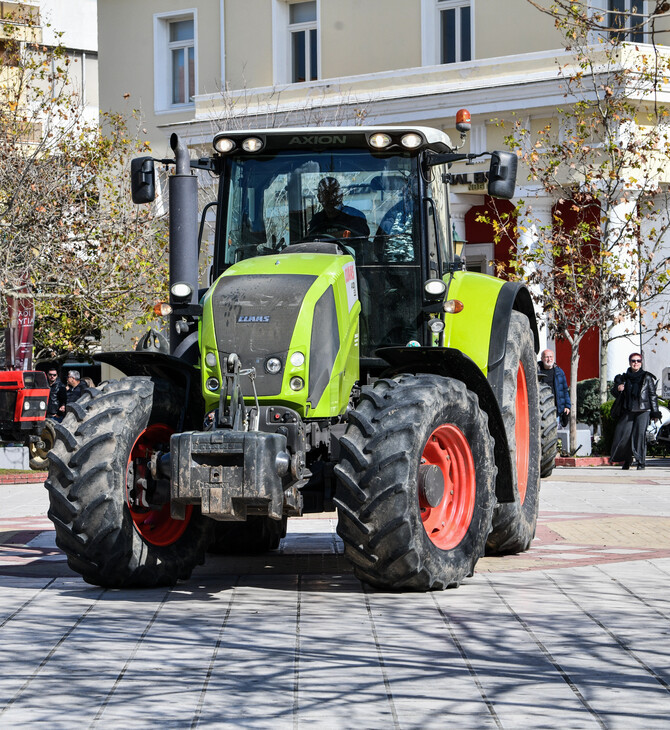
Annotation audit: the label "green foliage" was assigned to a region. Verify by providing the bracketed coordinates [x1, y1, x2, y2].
[500, 2, 670, 414]
[593, 399, 617, 456]
[0, 17, 168, 360]
[576, 378, 602, 426]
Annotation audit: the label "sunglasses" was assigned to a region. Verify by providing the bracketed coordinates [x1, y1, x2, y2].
[630, 359, 642, 364]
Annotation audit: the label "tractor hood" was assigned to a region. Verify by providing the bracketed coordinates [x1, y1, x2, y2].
[199, 249, 360, 419]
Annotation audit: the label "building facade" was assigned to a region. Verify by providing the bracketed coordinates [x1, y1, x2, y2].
[0, 1, 99, 122]
[97, 0, 670, 390]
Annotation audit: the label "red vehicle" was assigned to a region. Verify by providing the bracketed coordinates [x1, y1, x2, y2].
[0, 370, 50, 460]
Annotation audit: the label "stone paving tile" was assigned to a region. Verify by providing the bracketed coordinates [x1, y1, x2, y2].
[2, 474, 670, 727]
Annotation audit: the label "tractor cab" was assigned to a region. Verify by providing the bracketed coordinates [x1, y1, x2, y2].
[209, 126, 516, 365]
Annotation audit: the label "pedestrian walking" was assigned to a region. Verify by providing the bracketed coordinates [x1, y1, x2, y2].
[610, 353, 661, 470]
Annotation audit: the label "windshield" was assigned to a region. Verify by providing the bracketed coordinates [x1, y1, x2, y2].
[218, 149, 423, 357]
[220, 150, 418, 265]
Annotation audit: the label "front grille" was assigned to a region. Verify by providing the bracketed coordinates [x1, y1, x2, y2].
[212, 274, 317, 397]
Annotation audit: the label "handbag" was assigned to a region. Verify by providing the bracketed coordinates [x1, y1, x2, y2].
[560, 411, 569, 428]
[610, 393, 624, 420]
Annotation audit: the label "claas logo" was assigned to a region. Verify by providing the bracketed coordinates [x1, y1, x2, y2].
[237, 315, 271, 323]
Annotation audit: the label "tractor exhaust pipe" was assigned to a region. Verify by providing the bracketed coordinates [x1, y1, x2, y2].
[168, 133, 199, 358]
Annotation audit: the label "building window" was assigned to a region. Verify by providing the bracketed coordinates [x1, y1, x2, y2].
[154, 11, 197, 112]
[608, 1, 645, 42]
[438, 1, 471, 64]
[169, 18, 195, 104]
[289, 1, 317, 82]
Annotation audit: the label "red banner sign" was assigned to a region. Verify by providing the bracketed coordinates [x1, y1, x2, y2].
[5, 283, 35, 371]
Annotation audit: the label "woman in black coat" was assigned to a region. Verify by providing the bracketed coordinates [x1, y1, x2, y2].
[610, 353, 661, 470]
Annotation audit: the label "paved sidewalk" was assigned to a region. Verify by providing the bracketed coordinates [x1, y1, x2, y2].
[1, 464, 669, 728]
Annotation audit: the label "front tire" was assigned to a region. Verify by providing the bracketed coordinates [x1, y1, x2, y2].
[486, 311, 542, 554]
[45, 377, 212, 588]
[29, 419, 56, 470]
[539, 380, 559, 478]
[335, 374, 496, 591]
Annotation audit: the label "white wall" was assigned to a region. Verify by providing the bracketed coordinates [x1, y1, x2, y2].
[40, 0, 98, 51]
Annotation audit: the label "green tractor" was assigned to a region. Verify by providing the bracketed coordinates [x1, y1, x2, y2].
[46, 116, 555, 590]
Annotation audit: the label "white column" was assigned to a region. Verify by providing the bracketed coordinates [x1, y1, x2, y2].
[449, 194, 472, 244]
[606, 198, 640, 381]
[516, 191, 554, 354]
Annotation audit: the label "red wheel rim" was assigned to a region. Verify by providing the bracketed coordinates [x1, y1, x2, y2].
[515, 361, 530, 504]
[420, 424, 476, 550]
[126, 423, 192, 546]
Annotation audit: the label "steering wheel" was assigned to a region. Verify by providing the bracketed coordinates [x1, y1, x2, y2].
[296, 233, 355, 257]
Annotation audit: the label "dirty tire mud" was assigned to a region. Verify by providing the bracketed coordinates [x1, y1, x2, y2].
[539, 380, 558, 478]
[209, 516, 288, 554]
[334, 374, 496, 591]
[45, 378, 211, 588]
[29, 418, 56, 470]
[486, 311, 541, 554]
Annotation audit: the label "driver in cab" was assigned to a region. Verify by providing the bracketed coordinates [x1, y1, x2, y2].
[308, 177, 370, 240]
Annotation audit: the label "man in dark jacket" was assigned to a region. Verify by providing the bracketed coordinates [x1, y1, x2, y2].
[46, 368, 67, 421]
[538, 349, 571, 427]
[308, 177, 369, 240]
[610, 353, 661, 470]
[66, 370, 85, 403]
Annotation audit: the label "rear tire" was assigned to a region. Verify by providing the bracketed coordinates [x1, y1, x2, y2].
[29, 419, 56, 470]
[539, 380, 558, 478]
[335, 374, 496, 591]
[45, 377, 212, 588]
[486, 311, 541, 555]
[209, 516, 287, 554]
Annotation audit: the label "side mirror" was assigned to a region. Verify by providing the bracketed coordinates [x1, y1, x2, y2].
[130, 156, 156, 204]
[487, 151, 517, 200]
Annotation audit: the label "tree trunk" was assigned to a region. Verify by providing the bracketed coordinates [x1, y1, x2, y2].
[599, 330, 609, 405]
[569, 347, 580, 454]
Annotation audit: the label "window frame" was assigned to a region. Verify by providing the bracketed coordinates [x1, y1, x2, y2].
[272, 0, 320, 85]
[421, 0, 473, 67]
[289, 2, 318, 83]
[607, 0, 646, 42]
[588, 1, 647, 43]
[153, 9, 198, 113]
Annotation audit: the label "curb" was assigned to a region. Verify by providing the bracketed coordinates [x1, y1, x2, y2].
[555, 456, 611, 467]
[0, 471, 47, 484]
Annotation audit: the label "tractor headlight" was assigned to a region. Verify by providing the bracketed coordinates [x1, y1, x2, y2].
[265, 357, 282, 374]
[428, 318, 445, 333]
[205, 352, 217, 367]
[368, 133, 392, 149]
[171, 282, 193, 302]
[289, 376, 304, 391]
[401, 133, 423, 149]
[39, 400, 47, 410]
[289, 351, 305, 367]
[23, 401, 30, 411]
[213, 137, 235, 153]
[424, 279, 447, 299]
[242, 137, 263, 153]
[206, 377, 220, 392]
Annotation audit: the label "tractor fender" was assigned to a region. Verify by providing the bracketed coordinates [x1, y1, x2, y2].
[94, 351, 205, 432]
[376, 346, 514, 504]
[486, 281, 538, 405]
